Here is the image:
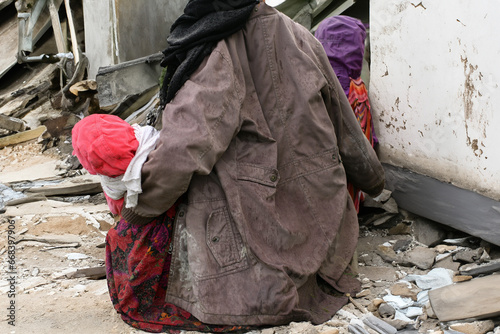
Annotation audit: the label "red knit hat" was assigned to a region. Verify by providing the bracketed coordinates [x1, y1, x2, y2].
[72, 114, 139, 177]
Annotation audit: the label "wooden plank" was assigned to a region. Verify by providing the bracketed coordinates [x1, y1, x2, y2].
[0, 125, 46, 148]
[26, 181, 102, 197]
[0, 10, 18, 79]
[428, 275, 500, 322]
[68, 266, 106, 280]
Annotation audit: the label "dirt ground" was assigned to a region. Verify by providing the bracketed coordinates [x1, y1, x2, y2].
[0, 141, 497, 334]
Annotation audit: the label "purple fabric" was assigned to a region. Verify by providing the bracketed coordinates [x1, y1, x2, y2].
[314, 16, 366, 96]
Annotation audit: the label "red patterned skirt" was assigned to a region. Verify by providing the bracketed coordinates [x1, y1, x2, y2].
[105, 203, 253, 333]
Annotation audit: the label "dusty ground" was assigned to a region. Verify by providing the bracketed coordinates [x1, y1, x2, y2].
[0, 141, 498, 334]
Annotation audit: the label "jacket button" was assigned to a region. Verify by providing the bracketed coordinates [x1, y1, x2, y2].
[212, 236, 220, 243]
[270, 173, 278, 182]
[178, 211, 185, 217]
[332, 154, 336, 160]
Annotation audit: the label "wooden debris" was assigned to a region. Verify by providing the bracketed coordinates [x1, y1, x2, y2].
[6, 193, 47, 206]
[0, 125, 46, 148]
[428, 274, 500, 321]
[16, 234, 82, 245]
[69, 80, 97, 96]
[40, 242, 81, 251]
[26, 181, 102, 197]
[67, 266, 106, 280]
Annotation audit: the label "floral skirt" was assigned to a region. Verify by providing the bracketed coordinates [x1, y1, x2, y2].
[105, 203, 252, 333]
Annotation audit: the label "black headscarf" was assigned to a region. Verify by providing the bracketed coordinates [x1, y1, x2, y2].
[159, 0, 259, 108]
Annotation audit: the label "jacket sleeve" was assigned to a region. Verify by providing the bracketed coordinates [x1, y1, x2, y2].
[121, 47, 242, 225]
[315, 43, 385, 197]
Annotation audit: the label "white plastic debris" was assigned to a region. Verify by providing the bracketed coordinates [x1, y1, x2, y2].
[404, 307, 423, 318]
[383, 293, 414, 309]
[403, 268, 454, 290]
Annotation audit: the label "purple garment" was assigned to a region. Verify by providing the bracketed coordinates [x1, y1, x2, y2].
[314, 16, 366, 96]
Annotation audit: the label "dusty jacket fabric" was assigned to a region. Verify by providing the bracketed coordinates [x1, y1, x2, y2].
[122, 3, 384, 326]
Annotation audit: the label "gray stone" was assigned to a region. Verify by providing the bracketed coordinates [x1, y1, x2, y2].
[393, 239, 412, 252]
[378, 302, 396, 318]
[459, 259, 500, 276]
[449, 320, 495, 334]
[433, 255, 460, 272]
[412, 216, 447, 247]
[405, 246, 436, 270]
[358, 266, 398, 282]
[453, 248, 484, 263]
[388, 222, 412, 235]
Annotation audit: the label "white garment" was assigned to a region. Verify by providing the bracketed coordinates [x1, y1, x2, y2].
[100, 124, 160, 208]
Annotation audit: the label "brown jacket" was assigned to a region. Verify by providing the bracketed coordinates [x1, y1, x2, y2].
[122, 3, 384, 326]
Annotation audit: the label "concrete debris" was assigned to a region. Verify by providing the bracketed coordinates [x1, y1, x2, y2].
[449, 320, 495, 334]
[428, 275, 500, 322]
[459, 259, 500, 276]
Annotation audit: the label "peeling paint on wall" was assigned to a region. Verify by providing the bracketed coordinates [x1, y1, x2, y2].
[370, 0, 500, 200]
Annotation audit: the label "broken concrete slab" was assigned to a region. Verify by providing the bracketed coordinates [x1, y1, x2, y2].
[449, 321, 495, 334]
[428, 275, 500, 322]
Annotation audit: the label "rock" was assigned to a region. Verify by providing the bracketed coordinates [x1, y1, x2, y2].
[383, 318, 411, 330]
[358, 266, 398, 282]
[453, 248, 484, 263]
[261, 329, 275, 334]
[405, 246, 436, 270]
[453, 275, 472, 283]
[459, 259, 500, 276]
[388, 222, 412, 235]
[449, 320, 495, 334]
[356, 289, 371, 298]
[378, 303, 396, 318]
[377, 245, 400, 264]
[434, 245, 458, 254]
[288, 322, 319, 334]
[393, 239, 412, 252]
[412, 217, 447, 247]
[320, 329, 340, 334]
[390, 282, 421, 301]
[433, 255, 461, 272]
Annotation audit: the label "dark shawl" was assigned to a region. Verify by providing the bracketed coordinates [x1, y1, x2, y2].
[159, 0, 259, 108]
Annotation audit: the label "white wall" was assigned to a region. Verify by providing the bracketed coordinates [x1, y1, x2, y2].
[370, 0, 500, 201]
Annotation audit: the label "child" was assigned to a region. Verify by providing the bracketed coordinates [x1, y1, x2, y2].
[71, 113, 159, 214]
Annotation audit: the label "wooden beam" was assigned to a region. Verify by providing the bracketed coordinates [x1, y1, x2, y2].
[0, 125, 46, 148]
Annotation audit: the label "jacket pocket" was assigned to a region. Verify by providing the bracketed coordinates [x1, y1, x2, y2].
[206, 207, 246, 268]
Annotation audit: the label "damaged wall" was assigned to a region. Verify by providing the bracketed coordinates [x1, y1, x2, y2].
[83, 0, 187, 78]
[370, 0, 500, 201]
